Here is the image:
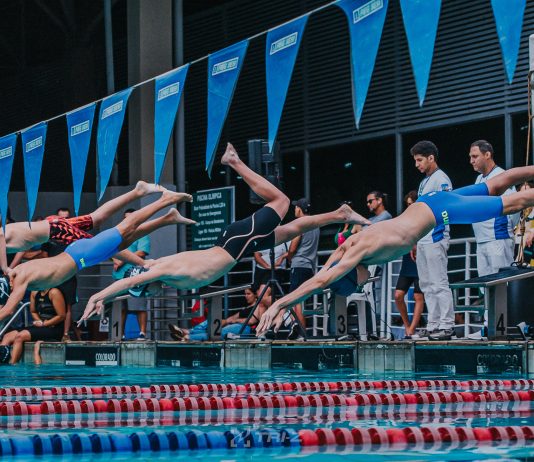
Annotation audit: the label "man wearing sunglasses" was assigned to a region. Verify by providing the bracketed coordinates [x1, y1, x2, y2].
[366, 191, 392, 225]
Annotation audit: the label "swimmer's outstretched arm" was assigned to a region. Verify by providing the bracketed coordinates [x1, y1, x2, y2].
[112, 249, 145, 266]
[0, 282, 28, 321]
[78, 268, 165, 323]
[256, 255, 357, 336]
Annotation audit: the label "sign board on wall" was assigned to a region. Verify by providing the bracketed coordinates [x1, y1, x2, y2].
[191, 186, 235, 250]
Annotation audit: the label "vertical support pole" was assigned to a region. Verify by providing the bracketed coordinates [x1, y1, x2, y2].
[173, 0, 187, 253]
[104, 0, 115, 95]
[104, 0, 117, 185]
[304, 149, 310, 199]
[504, 113, 513, 169]
[529, 35, 534, 164]
[395, 132, 403, 215]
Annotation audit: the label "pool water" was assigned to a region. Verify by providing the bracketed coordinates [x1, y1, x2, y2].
[1, 365, 534, 460]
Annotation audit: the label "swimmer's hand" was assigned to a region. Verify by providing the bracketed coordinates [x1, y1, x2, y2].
[78, 298, 105, 325]
[256, 302, 283, 337]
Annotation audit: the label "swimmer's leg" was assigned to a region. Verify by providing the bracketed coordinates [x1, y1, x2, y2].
[485, 166, 534, 196]
[273, 204, 370, 245]
[124, 208, 196, 245]
[501, 187, 534, 216]
[90, 181, 165, 227]
[116, 191, 192, 249]
[222, 143, 289, 220]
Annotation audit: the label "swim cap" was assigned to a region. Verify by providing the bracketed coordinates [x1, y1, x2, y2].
[124, 266, 150, 298]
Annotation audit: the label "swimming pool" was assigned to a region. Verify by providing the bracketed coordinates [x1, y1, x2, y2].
[1, 365, 534, 460]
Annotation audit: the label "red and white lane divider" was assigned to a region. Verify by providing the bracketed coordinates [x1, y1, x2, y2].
[2, 379, 534, 401]
[1, 400, 532, 430]
[1, 389, 533, 417]
[299, 424, 534, 449]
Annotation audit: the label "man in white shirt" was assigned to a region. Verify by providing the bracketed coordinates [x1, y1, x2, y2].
[411, 140, 454, 341]
[469, 140, 516, 276]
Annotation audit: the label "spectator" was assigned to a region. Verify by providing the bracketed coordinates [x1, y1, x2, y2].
[411, 140, 455, 341]
[335, 201, 359, 246]
[286, 198, 319, 339]
[112, 208, 151, 341]
[168, 288, 266, 340]
[253, 241, 289, 301]
[366, 191, 392, 224]
[0, 287, 66, 364]
[39, 208, 80, 342]
[469, 140, 517, 277]
[394, 191, 425, 338]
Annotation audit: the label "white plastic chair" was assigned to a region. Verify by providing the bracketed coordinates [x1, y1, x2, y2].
[345, 265, 377, 340]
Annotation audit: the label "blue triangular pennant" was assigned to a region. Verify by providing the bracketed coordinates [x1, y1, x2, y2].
[0, 133, 17, 234]
[154, 64, 189, 184]
[400, 0, 441, 106]
[21, 122, 47, 222]
[266, 15, 308, 152]
[491, 0, 526, 84]
[66, 103, 96, 216]
[205, 39, 249, 176]
[96, 87, 133, 200]
[335, 0, 388, 128]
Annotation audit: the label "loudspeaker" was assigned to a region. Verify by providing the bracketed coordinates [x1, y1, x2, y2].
[247, 139, 283, 205]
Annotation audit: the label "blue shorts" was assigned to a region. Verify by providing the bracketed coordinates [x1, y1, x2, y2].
[416, 183, 503, 228]
[65, 228, 123, 270]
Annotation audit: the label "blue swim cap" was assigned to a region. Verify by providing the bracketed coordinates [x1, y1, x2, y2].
[124, 266, 150, 298]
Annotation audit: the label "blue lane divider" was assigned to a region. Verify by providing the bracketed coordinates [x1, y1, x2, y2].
[0, 428, 302, 456]
[51, 434, 73, 454]
[10, 436, 34, 455]
[32, 435, 52, 455]
[70, 434, 92, 453]
[167, 431, 188, 450]
[0, 437, 12, 456]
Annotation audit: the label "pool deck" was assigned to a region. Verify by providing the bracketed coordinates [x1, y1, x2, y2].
[22, 340, 532, 374]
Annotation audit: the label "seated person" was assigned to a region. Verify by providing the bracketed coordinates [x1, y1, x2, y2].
[168, 287, 266, 341]
[0, 287, 66, 365]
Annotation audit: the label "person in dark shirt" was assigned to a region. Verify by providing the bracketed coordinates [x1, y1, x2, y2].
[0, 288, 66, 364]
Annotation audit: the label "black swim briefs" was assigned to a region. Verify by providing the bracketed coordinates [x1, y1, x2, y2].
[215, 206, 282, 261]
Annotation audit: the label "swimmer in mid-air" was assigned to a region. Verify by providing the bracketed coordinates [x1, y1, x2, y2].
[0, 181, 166, 273]
[256, 165, 534, 336]
[79, 143, 370, 322]
[0, 190, 195, 322]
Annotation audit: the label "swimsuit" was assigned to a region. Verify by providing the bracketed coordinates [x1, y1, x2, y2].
[46, 214, 94, 245]
[64, 227, 123, 270]
[416, 183, 503, 227]
[215, 206, 282, 261]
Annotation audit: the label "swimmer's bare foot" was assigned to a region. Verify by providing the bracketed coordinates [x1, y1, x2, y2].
[164, 208, 197, 226]
[135, 181, 166, 196]
[221, 142, 240, 166]
[161, 190, 193, 205]
[338, 203, 372, 226]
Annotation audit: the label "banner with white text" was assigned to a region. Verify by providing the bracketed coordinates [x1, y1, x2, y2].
[21, 123, 47, 222]
[0, 133, 17, 233]
[266, 15, 308, 152]
[400, 0, 441, 106]
[205, 40, 249, 176]
[96, 87, 133, 200]
[491, 0, 526, 84]
[336, 0, 388, 128]
[154, 64, 189, 184]
[66, 103, 96, 216]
